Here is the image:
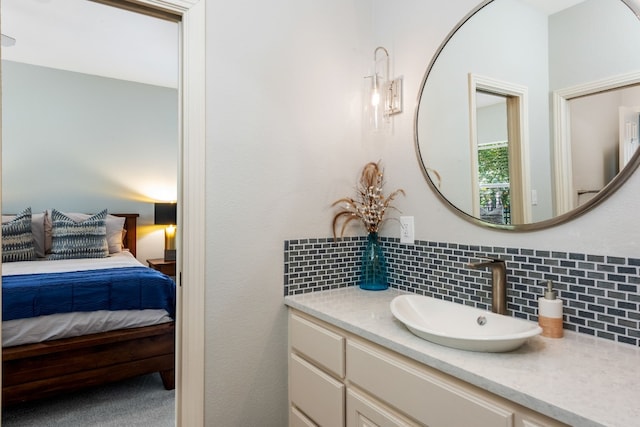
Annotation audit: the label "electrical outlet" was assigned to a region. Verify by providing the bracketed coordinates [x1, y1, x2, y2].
[400, 216, 414, 244]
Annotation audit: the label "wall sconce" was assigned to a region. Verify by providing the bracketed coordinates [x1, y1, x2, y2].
[365, 46, 402, 131]
[154, 202, 177, 261]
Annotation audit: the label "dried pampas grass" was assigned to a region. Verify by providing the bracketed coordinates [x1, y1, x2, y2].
[331, 161, 405, 239]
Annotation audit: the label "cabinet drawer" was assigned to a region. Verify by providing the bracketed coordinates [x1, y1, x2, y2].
[291, 406, 318, 427]
[347, 388, 421, 427]
[290, 312, 345, 378]
[290, 353, 345, 427]
[347, 340, 513, 427]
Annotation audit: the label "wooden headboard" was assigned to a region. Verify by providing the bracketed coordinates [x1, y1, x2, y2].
[112, 213, 139, 257]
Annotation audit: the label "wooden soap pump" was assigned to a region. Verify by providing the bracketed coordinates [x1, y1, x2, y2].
[538, 280, 564, 338]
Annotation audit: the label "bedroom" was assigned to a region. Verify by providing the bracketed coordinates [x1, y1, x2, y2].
[1, 0, 180, 417]
[1, 0, 179, 254]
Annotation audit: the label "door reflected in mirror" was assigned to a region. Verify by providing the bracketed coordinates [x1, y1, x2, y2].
[567, 84, 640, 209]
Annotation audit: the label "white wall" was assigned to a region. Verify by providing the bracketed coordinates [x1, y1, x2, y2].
[202, 2, 640, 424]
[477, 101, 508, 144]
[204, 0, 374, 424]
[1, 61, 178, 262]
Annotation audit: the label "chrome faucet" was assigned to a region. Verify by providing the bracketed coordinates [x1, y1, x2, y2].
[467, 257, 507, 315]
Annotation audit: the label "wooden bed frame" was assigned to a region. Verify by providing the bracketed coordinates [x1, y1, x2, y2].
[2, 214, 176, 406]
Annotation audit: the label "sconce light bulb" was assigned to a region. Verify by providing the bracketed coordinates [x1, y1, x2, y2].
[371, 90, 380, 107]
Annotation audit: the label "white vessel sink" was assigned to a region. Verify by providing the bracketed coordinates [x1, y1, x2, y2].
[390, 294, 542, 352]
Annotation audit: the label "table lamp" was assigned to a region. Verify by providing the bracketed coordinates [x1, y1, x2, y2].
[154, 202, 177, 261]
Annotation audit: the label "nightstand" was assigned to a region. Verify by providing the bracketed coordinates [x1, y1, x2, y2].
[147, 258, 176, 276]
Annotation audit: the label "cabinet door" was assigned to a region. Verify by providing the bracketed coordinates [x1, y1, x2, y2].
[290, 353, 345, 427]
[347, 389, 421, 427]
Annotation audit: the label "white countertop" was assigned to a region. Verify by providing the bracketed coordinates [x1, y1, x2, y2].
[285, 287, 640, 427]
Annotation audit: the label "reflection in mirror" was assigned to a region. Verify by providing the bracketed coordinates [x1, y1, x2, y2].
[416, 0, 640, 230]
[475, 92, 511, 225]
[566, 84, 640, 209]
[470, 75, 531, 225]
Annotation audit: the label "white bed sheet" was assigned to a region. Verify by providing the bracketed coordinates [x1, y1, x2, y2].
[2, 250, 144, 276]
[3, 309, 172, 347]
[2, 251, 173, 347]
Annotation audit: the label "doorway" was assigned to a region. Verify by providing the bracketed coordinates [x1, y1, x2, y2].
[468, 73, 532, 225]
[0, 0, 205, 425]
[553, 72, 640, 214]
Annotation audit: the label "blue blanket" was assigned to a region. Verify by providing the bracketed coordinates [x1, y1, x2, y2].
[2, 267, 176, 321]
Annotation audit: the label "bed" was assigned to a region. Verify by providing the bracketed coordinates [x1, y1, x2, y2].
[1, 210, 176, 406]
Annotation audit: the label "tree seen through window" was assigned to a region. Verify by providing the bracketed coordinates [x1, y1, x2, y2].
[478, 142, 510, 225]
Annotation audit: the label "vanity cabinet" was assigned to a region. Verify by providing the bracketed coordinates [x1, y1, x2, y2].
[288, 309, 568, 427]
[289, 312, 346, 426]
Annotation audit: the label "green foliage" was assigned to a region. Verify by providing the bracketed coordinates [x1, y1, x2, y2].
[478, 146, 509, 184]
[479, 187, 510, 210]
[478, 145, 511, 222]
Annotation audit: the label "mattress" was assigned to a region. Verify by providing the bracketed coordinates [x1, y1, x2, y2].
[2, 252, 175, 347]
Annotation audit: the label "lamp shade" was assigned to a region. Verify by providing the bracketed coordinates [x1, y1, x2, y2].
[154, 203, 177, 225]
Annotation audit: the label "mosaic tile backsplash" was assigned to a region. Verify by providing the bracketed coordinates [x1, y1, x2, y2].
[284, 236, 640, 346]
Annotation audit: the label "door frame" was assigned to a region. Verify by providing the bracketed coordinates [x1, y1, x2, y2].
[134, 1, 206, 425]
[468, 73, 532, 224]
[0, 0, 206, 424]
[552, 70, 640, 215]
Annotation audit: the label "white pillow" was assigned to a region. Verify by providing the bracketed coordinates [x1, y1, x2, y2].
[45, 211, 126, 254]
[106, 215, 127, 253]
[3, 211, 47, 258]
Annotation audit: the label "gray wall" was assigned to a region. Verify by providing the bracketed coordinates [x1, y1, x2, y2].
[1, 60, 178, 262]
[549, 0, 640, 89]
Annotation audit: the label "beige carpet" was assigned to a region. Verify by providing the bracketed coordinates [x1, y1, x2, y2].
[1, 374, 174, 427]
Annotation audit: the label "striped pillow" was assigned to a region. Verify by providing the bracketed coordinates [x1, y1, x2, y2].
[49, 209, 109, 260]
[2, 207, 36, 263]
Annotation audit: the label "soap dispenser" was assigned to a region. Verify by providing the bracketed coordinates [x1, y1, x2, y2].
[538, 280, 563, 338]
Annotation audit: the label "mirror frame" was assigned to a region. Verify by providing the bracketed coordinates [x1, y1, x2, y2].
[414, 0, 640, 231]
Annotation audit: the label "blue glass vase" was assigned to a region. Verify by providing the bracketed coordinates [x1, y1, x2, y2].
[359, 232, 388, 290]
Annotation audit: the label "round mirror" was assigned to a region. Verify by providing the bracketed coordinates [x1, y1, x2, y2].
[415, 0, 640, 231]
